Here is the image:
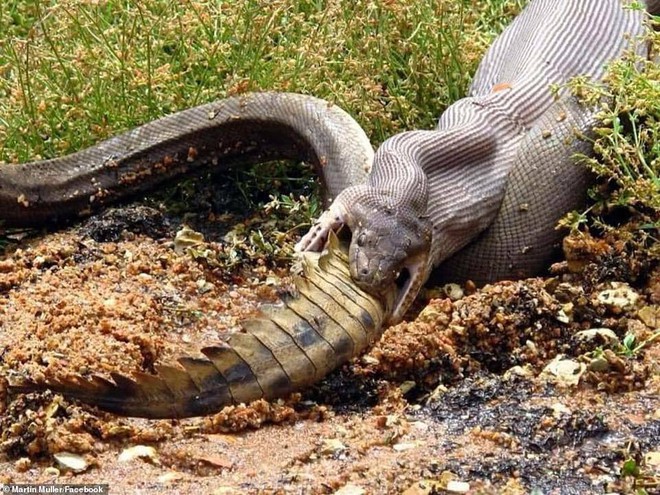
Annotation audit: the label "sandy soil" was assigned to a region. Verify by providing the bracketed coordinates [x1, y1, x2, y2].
[1, 200, 659, 495]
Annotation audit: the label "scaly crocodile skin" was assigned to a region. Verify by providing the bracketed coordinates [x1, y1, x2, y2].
[5, 0, 658, 417]
[9, 233, 391, 418]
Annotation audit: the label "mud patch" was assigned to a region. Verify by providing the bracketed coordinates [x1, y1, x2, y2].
[78, 205, 171, 242]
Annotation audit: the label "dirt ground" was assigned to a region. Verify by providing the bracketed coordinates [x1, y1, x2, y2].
[0, 194, 659, 494]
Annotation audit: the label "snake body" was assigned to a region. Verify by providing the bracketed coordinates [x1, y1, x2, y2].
[0, 93, 374, 225]
[4, 0, 658, 417]
[299, 0, 657, 322]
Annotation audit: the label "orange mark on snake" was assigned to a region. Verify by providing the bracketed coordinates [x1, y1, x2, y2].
[491, 82, 513, 92]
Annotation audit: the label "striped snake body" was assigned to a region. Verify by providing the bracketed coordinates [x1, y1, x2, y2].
[299, 0, 657, 323]
[3, 0, 659, 417]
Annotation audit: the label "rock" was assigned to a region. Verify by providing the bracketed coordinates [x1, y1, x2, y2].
[645, 451, 660, 469]
[334, 484, 366, 495]
[402, 475, 469, 494]
[158, 471, 185, 483]
[361, 355, 380, 366]
[43, 467, 60, 477]
[118, 445, 159, 464]
[204, 434, 239, 445]
[504, 365, 535, 379]
[197, 454, 234, 470]
[402, 479, 443, 495]
[575, 328, 619, 344]
[556, 301, 575, 324]
[196, 278, 215, 294]
[320, 438, 347, 456]
[442, 283, 464, 301]
[446, 480, 470, 493]
[596, 283, 639, 311]
[638, 305, 660, 328]
[393, 442, 419, 452]
[174, 225, 205, 254]
[550, 403, 572, 417]
[14, 457, 31, 473]
[542, 356, 586, 386]
[399, 381, 416, 395]
[53, 452, 89, 473]
[588, 355, 611, 372]
[213, 488, 242, 495]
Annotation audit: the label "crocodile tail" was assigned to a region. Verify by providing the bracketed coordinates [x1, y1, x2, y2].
[8, 233, 390, 418]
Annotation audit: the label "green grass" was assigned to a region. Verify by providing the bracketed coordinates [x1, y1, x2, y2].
[0, 0, 521, 260]
[0, 0, 523, 164]
[2, 0, 658, 256]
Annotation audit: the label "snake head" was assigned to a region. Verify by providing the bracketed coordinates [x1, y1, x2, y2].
[295, 186, 432, 325]
[347, 199, 432, 325]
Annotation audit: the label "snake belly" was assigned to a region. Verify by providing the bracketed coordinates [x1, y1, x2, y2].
[4, 0, 658, 417]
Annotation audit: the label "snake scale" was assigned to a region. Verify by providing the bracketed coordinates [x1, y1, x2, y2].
[4, 0, 658, 417]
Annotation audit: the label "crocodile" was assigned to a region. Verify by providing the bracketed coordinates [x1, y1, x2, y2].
[10, 233, 391, 418]
[4, 0, 659, 417]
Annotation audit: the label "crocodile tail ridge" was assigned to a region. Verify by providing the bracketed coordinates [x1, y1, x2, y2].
[7, 233, 388, 418]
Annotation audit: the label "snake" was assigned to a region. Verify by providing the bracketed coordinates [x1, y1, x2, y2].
[298, 0, 658, 323]
[4, 0, 658, 417]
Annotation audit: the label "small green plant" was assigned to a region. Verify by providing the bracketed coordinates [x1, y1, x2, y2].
[569, 23, 660, 214]
[264, 193, 322, 232]
[178, 191, 324, 277]
[556, 207, 593, 233]
[618, 331, 660, 358]
[621, 457, 641, 477]
[557, 19, 660, 274]
[618, 454, 660, 494]
[620, 333, 638, 357]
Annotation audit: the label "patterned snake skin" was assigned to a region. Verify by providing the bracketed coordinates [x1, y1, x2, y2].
[299, 0, 658, 323]
[4, 0, 658, 418]
[1, 0, 657, 321]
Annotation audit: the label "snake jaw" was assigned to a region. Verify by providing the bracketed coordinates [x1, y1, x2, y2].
[388, 250, 430, 325]
[298, 186, 432, 324]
